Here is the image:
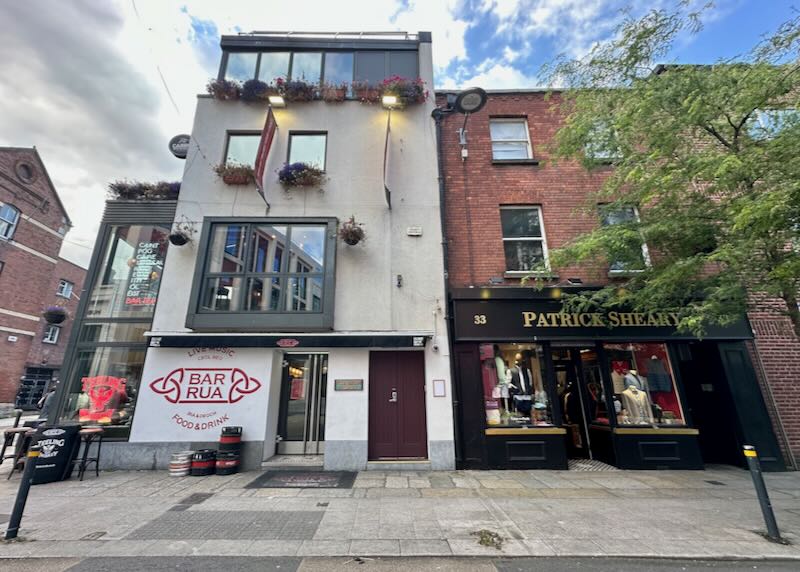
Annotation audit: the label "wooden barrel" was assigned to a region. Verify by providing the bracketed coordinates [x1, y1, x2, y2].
[168, 451, 193, 477]
[190, 449, 216, 476]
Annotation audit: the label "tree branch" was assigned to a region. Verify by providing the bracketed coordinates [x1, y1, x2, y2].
[701, 124, 735, 150]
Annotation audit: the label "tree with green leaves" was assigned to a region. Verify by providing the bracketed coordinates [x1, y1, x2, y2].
[540, 4, 800, 337]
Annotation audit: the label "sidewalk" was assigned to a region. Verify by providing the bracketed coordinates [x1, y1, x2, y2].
[1, 463, 799, 560]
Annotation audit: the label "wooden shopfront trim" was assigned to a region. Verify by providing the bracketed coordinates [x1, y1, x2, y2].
[485, 427, 566, 436]
[613, 427, 699, 436]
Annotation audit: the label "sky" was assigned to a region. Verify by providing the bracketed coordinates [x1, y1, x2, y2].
[0, 0, 796, 267]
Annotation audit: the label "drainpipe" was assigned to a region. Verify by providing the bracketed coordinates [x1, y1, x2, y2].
[431, 105, 462, 466]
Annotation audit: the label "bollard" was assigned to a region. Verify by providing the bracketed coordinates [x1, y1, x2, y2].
[4, 444, 40, 540]
[743, 445, 781, 542]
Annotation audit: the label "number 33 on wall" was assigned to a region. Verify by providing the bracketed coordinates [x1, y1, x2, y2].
[473, 314, 487, 325]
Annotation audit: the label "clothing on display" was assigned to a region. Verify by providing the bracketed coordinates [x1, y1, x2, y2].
[621, 386, 653, 424]
[646, 357, 672, 392]
[611, 361, 628, 393]
[623, 371, 648, 391]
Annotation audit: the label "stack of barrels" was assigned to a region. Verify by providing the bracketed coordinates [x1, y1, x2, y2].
[190, 449, 217, 476]
[216, 426, 242, 475]
[168, 451, 194, 477]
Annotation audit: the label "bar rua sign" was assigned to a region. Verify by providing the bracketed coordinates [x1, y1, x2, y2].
[453, 299, 752, 341]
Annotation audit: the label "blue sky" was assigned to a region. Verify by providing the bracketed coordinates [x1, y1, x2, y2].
[1, 1, 797, 266]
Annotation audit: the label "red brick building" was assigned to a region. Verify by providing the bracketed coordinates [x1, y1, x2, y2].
[437, 91, 794, 471]
[0, 147, 85, 409]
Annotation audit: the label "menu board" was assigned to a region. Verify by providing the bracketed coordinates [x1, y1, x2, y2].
[125, 241, 163, 306]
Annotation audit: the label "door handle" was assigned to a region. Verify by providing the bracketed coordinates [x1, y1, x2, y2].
[389, 389, 398, 403]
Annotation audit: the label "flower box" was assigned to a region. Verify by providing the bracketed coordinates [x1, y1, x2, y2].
[353, 82, 381, 104]
[321, 83, 348, 103]
[278, 162, 326, 188]
[339, 216, 365, 246]
[44, 306, 68, 324]
[206, 78, 241, 101]
[276, 78, 316, 102]
[380, 76, 428, 106]
[215, 163, 255, 185]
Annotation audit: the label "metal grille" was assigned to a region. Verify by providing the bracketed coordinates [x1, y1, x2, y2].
[568, 459, 620, 471]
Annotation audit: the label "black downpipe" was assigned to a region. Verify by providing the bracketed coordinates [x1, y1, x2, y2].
[432, 106, 463, 466]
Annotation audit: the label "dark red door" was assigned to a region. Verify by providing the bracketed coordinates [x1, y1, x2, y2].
[368, 351, 428, 460]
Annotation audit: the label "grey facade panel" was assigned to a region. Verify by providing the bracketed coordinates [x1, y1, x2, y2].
[101, 200, 178, 225]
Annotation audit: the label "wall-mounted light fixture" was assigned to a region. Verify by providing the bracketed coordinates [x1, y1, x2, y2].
[450, 87, 488, 162]
[268, 95, 286, 108]
[382, 95, 399, 109]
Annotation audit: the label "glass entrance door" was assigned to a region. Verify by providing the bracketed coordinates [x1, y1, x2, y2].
[277, 354, 327, 454]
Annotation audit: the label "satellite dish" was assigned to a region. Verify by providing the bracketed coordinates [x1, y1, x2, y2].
[453, 87, 487, 114]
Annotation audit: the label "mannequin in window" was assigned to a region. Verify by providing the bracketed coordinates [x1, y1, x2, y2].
[510, 352, 533, 418]
[621, 384, 653, 424]
[562, 380, 584, 448]
[623, 369, 649, 392]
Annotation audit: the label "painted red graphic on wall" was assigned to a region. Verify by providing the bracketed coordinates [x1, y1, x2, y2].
[149, 368, 262, 404]
[80, 376, 129, 422]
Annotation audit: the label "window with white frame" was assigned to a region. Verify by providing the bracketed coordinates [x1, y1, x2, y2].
[0, 204, 20, 240]
[225, 133, 261, 168]
[585, 121, 621, 162]
[43, 324, 60, 344]
[600, 205, 650, 273]
[500, 206, 549, 272]
[489, 119, 532, 160]
[56, 279, 74, 298]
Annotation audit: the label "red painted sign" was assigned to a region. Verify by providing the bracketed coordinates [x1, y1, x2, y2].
[149, 368, 262, 404]
[276, 338, 300, 348]
[254, 107, 277, 200]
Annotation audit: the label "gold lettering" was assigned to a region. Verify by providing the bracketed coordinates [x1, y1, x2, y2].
[579, 313, 593, 327]
[522, 312, 536, 328]
[633, 313, 645, 326]
[537, 313, 551, 327]
[559, 313, 575, 327]
[608, 312, 620, 326]
[646, 314, 659, 326]
[657, 313, 670, 326]
[669, 313, 680, 326]
[591, 313, 605, 327]
[618, 313, 635, 326]
[548, 313, 560, 327]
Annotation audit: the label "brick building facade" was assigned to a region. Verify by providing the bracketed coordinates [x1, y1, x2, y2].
[0, 147, 85, 408]
[437, 91, 794, 470]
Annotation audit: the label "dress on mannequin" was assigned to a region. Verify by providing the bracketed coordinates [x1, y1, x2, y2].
[621, 386, 653, 424]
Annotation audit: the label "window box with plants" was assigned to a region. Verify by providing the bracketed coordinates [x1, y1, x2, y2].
[338, 216, 365, 246]
[215, 163, 256, 185]
[380, 76, 428, 106]
[206, 78, 241, 101]
[321, 82, 348, 103]
[353, 81, 381, 104]
[276, 77, 316, 102]
[278, 162, 326, 189]
[240, 78, 279, 103]
[108, 181, 180, 201]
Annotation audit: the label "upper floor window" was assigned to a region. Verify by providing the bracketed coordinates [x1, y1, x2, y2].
[747, 109, 799, 141]
[585, 121, 621, 162]
[288, 133, 327, 169]
[500, 206, 549, 272]
[225, 133, 261, 167]
[225, 52, 258, 82]
[258, 52, 290, 82]
[600, 205, 650, 273]
[57, 279, 74, 299]
[0, 204, 20, 240]
[188, 218, 337, 332]
[291, 52, 322, 83]
[490, 119, 532, 160]
[43, 324, 61, 344]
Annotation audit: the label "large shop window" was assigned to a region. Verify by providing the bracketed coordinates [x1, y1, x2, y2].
[480, 343, 553, 427]
[603, 342, 685, 426]
[500, 206, 549, 272]
[189, 219, 336, 331]
[61, 223, 170, 438]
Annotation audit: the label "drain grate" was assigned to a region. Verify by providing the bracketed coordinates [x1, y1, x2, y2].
[705, 480, 727, 486]
[81, 531, 107, 540]
[568, 459, 620, 472]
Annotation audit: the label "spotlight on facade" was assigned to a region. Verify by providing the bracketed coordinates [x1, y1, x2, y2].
[268, 95, 286, 108]
[382, 95, 399, 108]
[452, 87, 488, 114]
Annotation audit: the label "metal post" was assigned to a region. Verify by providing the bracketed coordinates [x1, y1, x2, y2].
[4, 444, 40, 540]
[743, 445, 781, 541]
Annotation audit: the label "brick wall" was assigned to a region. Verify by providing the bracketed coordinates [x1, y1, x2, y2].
[0, 147, 80, 403]
[438, 92, 800, 467]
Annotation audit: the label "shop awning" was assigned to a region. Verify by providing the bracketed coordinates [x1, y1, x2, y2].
[146, 332, 431, 349]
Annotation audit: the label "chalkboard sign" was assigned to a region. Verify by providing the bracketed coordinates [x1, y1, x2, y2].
[31, 425, 81, 485]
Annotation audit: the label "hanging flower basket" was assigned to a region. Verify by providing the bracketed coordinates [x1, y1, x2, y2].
[43, 306, 68, 324]
[276, 78, 316, 102]
[321, 83, 348, 102]
[278, 162, 326, 188]
[379, 76, 428, 106]
[353, 82, 381, 104]
[339, 216, 365, 246]
[206, 78, 241, 101]
[215, 163, 255, 185]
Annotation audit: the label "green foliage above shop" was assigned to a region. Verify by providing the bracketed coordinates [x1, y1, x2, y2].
[542, 5, 800, 337]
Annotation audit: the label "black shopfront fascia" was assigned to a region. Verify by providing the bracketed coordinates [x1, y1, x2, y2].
[451, 288, 784, 471]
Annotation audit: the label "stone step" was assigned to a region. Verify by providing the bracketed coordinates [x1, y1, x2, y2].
[366, 460, 432, 471]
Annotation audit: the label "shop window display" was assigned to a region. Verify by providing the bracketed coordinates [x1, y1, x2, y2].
[480, 343, 551, 427]
[603, 342, 685, 425]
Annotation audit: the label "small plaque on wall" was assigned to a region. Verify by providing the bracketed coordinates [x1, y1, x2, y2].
[335, 379, 364, 391]
[432, 379, 446, 397]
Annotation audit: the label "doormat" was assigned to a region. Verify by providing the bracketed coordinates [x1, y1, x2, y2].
[245, 470, 356, 489]
[568, 459, 620, 471]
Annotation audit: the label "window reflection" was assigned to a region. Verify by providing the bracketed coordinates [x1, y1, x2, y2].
[291, 52, 322, 84]
[226, 52, 257, 81]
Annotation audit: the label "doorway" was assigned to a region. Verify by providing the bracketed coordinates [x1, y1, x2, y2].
[368, 351, 428, 460]
[277, 353, 327, 454]
[553, 345, 606, 460]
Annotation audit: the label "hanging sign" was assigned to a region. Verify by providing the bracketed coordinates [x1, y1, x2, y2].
[168, 134, 190, 159]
